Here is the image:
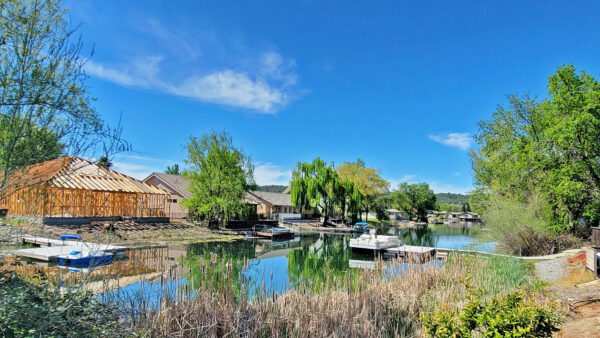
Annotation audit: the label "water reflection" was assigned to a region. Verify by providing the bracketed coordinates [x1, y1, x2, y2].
[5, 223, 495, 302]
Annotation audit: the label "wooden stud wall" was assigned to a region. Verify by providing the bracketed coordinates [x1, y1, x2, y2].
[0, 184, 170, 218]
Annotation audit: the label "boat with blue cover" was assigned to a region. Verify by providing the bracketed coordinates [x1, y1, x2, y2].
[57, 235, 113, 267]
[352, 222, 370, 233]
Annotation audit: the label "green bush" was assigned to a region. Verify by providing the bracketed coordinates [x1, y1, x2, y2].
[482, 194, 581, 256]
[421, 290, 561, 337]
[0, 270, 123, 337]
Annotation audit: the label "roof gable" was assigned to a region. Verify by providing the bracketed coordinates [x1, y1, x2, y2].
[249, 191, 292, 206]
[5, 157, 167, 195]
[144, 173, 191, 198]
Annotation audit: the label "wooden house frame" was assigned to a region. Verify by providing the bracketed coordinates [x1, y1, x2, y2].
[0, 157, 170, 222]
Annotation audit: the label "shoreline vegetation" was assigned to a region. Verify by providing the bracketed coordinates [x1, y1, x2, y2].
[2, 251, 561, 337]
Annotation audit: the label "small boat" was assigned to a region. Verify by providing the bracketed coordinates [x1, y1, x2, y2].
[352, 222, 370, 233]
[349, 234, 400, 251]
[57, 235, 113, 267]
[271, 227, 292, 235]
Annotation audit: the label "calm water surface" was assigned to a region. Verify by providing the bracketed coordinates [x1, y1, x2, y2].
[7, 224, 495, 304]
[106, 223, 495, 302]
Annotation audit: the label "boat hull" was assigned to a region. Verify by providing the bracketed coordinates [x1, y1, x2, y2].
[58, 254, 113, 267]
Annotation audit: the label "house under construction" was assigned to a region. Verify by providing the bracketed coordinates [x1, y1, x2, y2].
[0, 157, 170, 225]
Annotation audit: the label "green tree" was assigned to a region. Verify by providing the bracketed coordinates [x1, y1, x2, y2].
[0, 0, 128, 188]
[95, 156, 112, 169]
[391, 183, 436, 221]
[337, 159, 389, 221]
[182, 131, 255, 229]
[290, 158, 357, 226]
[472, 65, 600, 231]
[165, 163, 180, 175]
[372, 193, 392, 221]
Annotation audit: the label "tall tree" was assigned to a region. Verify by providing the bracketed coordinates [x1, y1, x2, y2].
[472, 65, 600, 230]
[391, 183, 436, 221]
[336, 159, 389, 221]
[165, 163, 180, 175]
[182, 132, 255, 229]
[290, 158, 355, 226]
[0, 0, 128, 188]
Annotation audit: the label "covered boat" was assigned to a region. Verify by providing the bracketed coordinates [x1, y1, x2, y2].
[352, 222, 369, 233]
[57, 235, 113, 267]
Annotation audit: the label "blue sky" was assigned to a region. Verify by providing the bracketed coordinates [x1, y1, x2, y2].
[66, 0, 600, 193]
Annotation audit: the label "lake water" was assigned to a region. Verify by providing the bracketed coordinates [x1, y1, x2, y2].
[104, 224, 494, 303]
[7, 223, 495, 305]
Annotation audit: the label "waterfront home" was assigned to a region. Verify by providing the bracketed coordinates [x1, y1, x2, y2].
[0, 157, 170, 225]
[246, 191, 305, 220]
[143, 172, 191, 219]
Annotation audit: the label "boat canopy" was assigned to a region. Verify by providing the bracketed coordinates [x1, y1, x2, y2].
[355, 222, 368, 226]
[61, 234, 82, 241]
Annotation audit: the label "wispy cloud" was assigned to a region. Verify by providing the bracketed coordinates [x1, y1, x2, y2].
[428, 132, 472, 150]
[254, 163, 291, 186]
[110, 154, 176, 180]
[85, 52, 299, 113]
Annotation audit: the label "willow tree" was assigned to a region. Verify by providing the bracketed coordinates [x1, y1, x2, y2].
[290, 158, 360, 225]
[336, 179, 362, 224]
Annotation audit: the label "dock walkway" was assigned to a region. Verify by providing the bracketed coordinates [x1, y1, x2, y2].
[14, 236, 128, 262]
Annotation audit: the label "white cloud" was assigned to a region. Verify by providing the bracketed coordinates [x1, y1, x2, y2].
[110, 154, 176, 180]
[428, 132, 472, 150]
[254, 163, 291, 186]
[85, 52, 299, 113]
[85, 56, 162, 88]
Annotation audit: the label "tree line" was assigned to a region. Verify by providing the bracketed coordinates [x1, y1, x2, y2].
[176, 133, 441, 227]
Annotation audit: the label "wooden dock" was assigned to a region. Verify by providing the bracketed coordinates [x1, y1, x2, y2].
[14, 236, 128, 262]
[247, 231, 295, 240]
[385, 245, 436, 262]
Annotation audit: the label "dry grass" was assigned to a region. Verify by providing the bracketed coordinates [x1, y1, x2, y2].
[127, 254, 534, 337]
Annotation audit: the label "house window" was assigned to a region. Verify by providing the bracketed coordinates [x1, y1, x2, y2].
[170, 199, 178, 203]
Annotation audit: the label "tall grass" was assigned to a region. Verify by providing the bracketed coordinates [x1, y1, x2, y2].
[112, 254, 535, 337]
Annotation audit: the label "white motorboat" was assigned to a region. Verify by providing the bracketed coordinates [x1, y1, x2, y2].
[349, 234, 400, 251]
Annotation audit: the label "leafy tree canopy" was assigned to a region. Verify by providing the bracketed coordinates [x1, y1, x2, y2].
[337, 159, 389, 220]
[391, 183, 436, 221]
[472, 65, 600, 231]
[0, 0, 128, 188]
[182, 131, 255, 228]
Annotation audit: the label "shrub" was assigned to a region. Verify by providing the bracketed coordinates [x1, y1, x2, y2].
[421, 290, 561, 337]
[483, 194, 581, 256]
[0, 270, 124, 337]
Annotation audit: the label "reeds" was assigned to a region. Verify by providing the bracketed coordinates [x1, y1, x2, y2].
[118, 254, 534, 337]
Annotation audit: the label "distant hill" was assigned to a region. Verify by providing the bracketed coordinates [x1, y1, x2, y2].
[436, 193, 469, 205]
[258, 185, 287, 193]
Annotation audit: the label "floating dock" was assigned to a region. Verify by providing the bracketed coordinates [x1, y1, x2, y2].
[385, 245, 436, 262]
[13, 236, 128, 262]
